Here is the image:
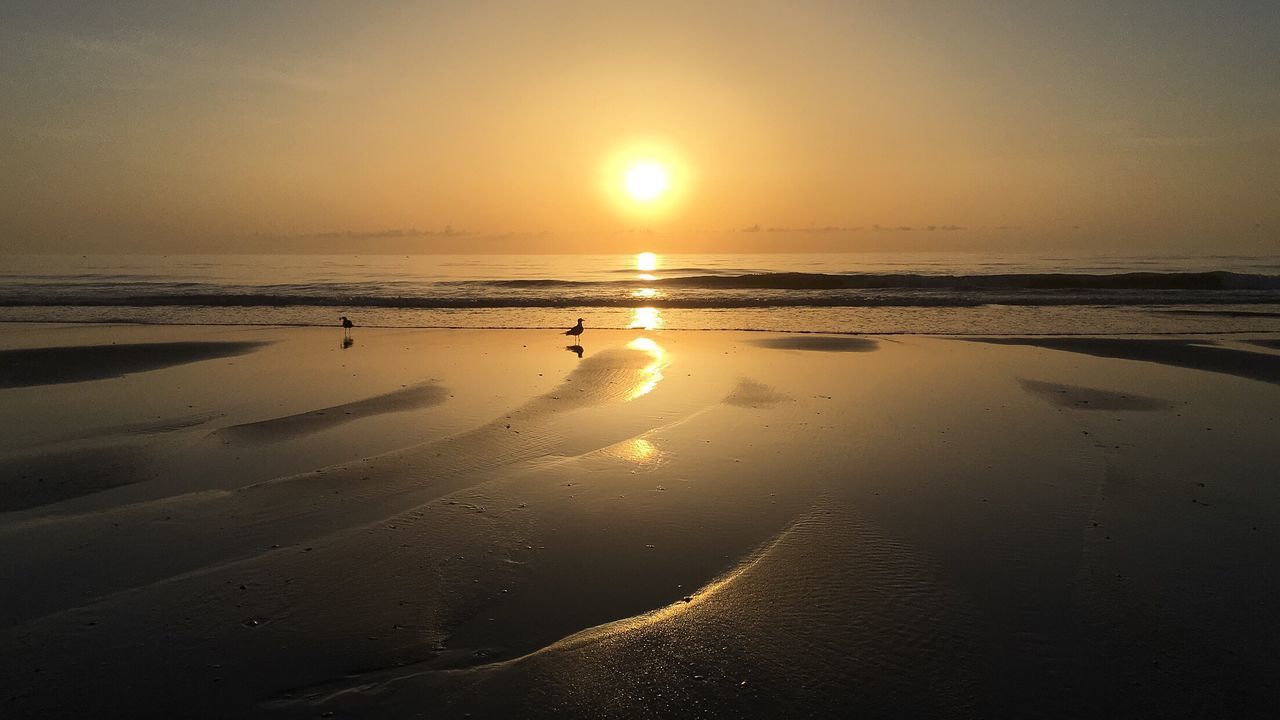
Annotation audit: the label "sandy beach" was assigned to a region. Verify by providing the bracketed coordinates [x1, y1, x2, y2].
[2, 323, 1279, 718]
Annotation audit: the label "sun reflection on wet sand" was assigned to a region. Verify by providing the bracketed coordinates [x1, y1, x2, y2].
[607, 437, 661, 466]
[627, 438, 658, 461]
[626, 337, 667, 400]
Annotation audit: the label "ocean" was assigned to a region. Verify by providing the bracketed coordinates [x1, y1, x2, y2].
[3, 252, 1279, 335]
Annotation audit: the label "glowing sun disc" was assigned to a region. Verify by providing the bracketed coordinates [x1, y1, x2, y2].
[624, 162, 670, 203]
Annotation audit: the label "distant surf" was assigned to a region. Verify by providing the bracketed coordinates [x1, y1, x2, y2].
[3, 254, 1280, 334]
[3, 271, 1278, 309]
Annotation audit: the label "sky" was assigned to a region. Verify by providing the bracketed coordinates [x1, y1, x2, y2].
[1, 0, 1277, 254]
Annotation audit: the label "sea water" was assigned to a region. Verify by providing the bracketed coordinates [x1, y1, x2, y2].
[2, 252, 1279, 335]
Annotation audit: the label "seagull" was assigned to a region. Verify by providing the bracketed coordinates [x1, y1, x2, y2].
[563, 317, 584, 341]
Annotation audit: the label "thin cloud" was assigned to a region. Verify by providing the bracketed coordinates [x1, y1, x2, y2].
[249, 226, 471, 241]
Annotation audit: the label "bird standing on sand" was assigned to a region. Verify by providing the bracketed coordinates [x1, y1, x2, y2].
[564, 317, 584, 341]
[340, 316, 354, 335]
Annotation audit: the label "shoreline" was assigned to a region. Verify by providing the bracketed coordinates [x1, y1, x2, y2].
[5, 317, 1280, 335]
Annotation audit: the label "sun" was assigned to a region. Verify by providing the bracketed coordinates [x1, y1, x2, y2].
[624, 161, 671, 203]
[601, 140, 689, 218]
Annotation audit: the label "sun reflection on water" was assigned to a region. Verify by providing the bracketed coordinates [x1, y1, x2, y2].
[629, 306, 664, 329]
[636, 251, 659, 281]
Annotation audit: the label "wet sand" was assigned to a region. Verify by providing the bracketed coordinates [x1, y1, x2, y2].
[969, 336, 1280, 385]
[0, 444, 149, 512]
[214, 383, 450, 443]
[0, 340, 268, 387]
[1, 325, 1278, 718]
[1017, 379, 1175, 412]
[748, 335, 879, 352]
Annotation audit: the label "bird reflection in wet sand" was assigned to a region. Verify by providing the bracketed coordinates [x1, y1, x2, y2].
[341, 336, 354, 350]
[566, 344, 584, 358]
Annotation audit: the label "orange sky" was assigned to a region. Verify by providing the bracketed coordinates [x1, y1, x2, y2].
[2, 1, 1277, 253]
